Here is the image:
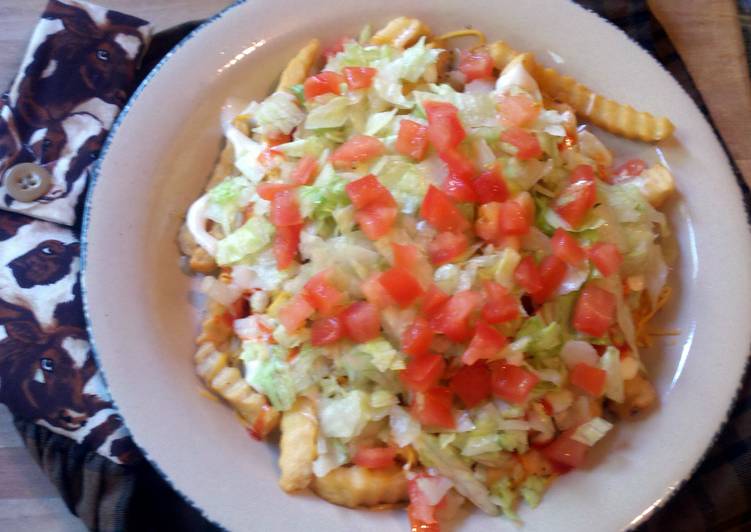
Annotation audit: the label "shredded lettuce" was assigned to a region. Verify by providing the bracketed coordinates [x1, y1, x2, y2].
[326, 41, 392, 71]
[413, 433, 500, 516]
[297, 167, 350, 221]
[498, 430, 529, 453]
[319, 390, 370, 439]
[493, 247, 522, 288]
[599, 346, 625, 403]
[489, 477, 520, 521]
[372, 38, 440, 108]
[215, 216, 274, 266]
[354, 337, 405, 372]
[250, 91, 305, 136]
[305, 96, 353, 129]
[313, 435, 349, 477]
[520, 476, 547, 509]
[206, 176, 254, 234]
[274, 136, 331, 158]
[371, 156, 429, 214]
[515, 316, 562, 357]
[572, 417, 613, 446]
[389, 405, 421, 447]
[242, 342, 296, 411]
[365, 109, 398, 136]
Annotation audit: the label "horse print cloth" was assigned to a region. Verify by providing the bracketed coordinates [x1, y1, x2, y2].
[0, 0, 151, 465]
[0, 0, 151, 226]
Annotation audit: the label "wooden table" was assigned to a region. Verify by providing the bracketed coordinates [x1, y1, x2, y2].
[0, 1, 748, 530]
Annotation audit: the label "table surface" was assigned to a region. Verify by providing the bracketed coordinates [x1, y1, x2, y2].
[0, 0, 749, 530]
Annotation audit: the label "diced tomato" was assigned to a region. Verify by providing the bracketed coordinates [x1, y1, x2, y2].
[344, 174, 395, 209]
[473, 167, 508, 204]
[588, 243, 622, 277]
[402, 317, 434, 357]
[612, 158, 646, 180]
[342, 301, 381, 342]
[482, 282, 519, 324]
[331, 135, 385, 168]
[462, 321, 508, 365]
[500, 127, 542, 160]
[355, 205, 398, 240]
[310, 315, 345, 346]
[304, 270, 345, 316]
[401, 353, 446, 392]
[497, 93, 540, 127]
[553, 168, 597, 228]
[514, 255, 543, 293]
[378, 267, 423, 307]
[270, 190, 303, 227]
[570, 363, 607, 397]
[428, 231, 468, 265]
[266, 132, 292, 146]
[551, 228, 586, 267]
[570, 164, 597, 182]
[498, 197, 533, 235]
[439, 147, 476, 182]
[449, 362, 492, 407]
[420, 185, 469, 232]
[352, 447, 397, 469]
[429, 290, 482, 342]
[395, 119, 429, 161]
[257, 182, 295, 201]
[443, 172, 478, 203]
[278, 294, 314, 332]
[573, 284, 616, 337]
[392, 242, 420, 270]
[407, 475, 440, 528]
[421, 284, 450, 319]
[542, 428, 589, 469]
[490, 362, 540, 404]
[258, 147, 283, 167]
[303, 71, 345, 100]
[475, 202, 502, 243]
[288, 155, 318, 185]
[322, 36, 348, 59]
[273, 224, 301, 269]
[361, 273, 393, 308]
[532, 255, 568, 305]
[343, 66, 377, 90]
[458, 49, 494, 81]
[424, 100, 466, 152]
[413, 387, 455, 429]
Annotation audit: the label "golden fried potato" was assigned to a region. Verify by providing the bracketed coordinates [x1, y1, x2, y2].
[487, 40, 674, 142]
[196, 300, 233, 347]
[311, 466, 408, 508]
[278, 398, 318, 492]
[277, 39, 322, 91]
[194, 343, 280, 438]
[609, 373, 658, 419]
[634, 163, 676, 207]
[371, 17, 431, 48]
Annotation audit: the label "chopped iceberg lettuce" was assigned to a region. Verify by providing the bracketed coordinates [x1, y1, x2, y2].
[319, 390, 370, 439]
[215, 216, 274, 266]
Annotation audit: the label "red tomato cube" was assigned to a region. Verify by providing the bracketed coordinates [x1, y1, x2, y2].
[412, 387, 455, 429]
[401, 353, 446, 392]
[279, 294, 314, 332]
[429, 290, 482, 342]
[378, 267, 423, 307]
[270, 190, 303, 227]
[462, 321, 508, 365]
[342, 301, 381, 342]
[514, 255, 543, 294]
[458, 49, 494, 81]
[420, 185, 470, 233]
[401, 317, 434, 357]
[481, 282, 519, 324]
[473, 167, 509, 204]
[331, 135, 385, 168]
[396, 119, 429, 161]
[352, 447, 397, 469]
[449, 362, 492, 407]
[303, 71, 345, 100]
[490, 362, 540, 404]
[572, 284, 616, 337]
[273, 224, 301, 269]
[424, 100, 466, 152]
[343, 66, 377, 90]
[500, 127, 542, 160]
[428, 231, 469, 265]
[304, 270, 345, 316]
[588, 243, 623, 277]
[570, 363, 607, 397]
[310, 315, 345, 346]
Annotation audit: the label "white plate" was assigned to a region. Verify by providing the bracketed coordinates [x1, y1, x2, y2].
[82, 1, 751, 530]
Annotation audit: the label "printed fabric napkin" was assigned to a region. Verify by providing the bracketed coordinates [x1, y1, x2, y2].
[0, 1, 748, 531]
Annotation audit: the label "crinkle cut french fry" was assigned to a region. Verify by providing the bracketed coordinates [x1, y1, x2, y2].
[311, 466, 408, 508]
[278, 397, 318, 492]
[277, 39, 321, 91]
[487, 40, 675, 142]
[194, 343, 280, 438]
[371, 17, 431, 49]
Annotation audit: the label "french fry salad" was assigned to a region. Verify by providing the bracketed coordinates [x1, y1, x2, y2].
[179, 17, 676, 529]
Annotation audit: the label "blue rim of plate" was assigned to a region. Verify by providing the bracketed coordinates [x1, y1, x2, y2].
[78, 2, 751, 530]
